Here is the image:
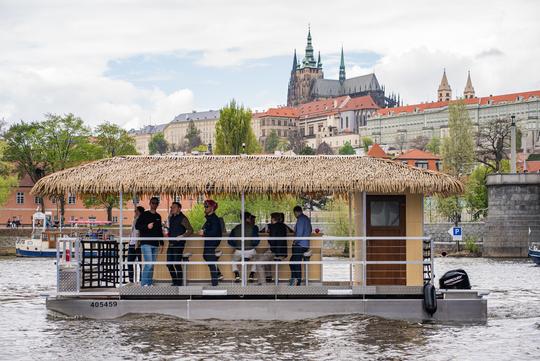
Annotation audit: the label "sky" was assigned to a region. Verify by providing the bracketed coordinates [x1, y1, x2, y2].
[1, 0, 539, 130]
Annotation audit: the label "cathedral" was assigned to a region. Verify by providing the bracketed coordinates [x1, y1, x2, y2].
[287, 27, 400, 108]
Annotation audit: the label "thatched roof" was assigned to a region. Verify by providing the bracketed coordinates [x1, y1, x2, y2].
[31, 155, 463, 196]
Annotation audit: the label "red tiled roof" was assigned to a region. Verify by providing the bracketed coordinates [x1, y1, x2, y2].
[375, 90, 540, 117]
[254, 107, 299, 118]
[340, 95, 379, 112]
[396, 149, 440, 160]
[367, 143, 389, 158]
[297, 96, 349, 119]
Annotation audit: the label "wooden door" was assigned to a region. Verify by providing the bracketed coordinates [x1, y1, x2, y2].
[366, 195, 406, 285]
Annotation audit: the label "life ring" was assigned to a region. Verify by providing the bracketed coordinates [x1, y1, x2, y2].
[423, 283, 437, 316]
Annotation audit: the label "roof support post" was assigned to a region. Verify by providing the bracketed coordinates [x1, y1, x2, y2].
[352, 191, 366, 286]
[241, 191, 246, 287]
[348, 191, 353, 287]
[119, 190, 124, 287]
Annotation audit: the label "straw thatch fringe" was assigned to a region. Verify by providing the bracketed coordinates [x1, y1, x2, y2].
[31, 155, 464, 197]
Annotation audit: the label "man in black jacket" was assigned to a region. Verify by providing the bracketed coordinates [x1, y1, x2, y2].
[135, 197, 163, 286]
[167, 202, 193, 286]
[256, 212, 289, 284]
[198, 199, 221, 286]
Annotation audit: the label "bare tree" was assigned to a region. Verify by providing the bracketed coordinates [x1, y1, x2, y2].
[409, 135, 429, 150]
[287, 128, 305, 154]
[316, 141, 334, 155]
[395, 133, 407, 153]
[476, 117, 512, 172]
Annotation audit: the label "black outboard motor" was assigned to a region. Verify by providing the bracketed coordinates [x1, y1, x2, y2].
[438, 269, 471, 289]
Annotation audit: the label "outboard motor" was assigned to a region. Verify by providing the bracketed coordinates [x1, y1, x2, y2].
[438, 269, 471, 289]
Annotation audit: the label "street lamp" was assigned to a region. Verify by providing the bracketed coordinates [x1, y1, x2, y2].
[510, 115, 517, 173]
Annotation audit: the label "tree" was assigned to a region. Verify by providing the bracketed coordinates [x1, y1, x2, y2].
[276, 139, 290, 152]
[264, 130, 279, 153]
[83, 194, 128, 223]
[192, 144, 208, 153]
[338, 141, 355, 155]
[148, 132, 169, 155]
[287, 128, 305, 154]
[395, 133, 407, 153]
[441, 101, 475, 177]
[410, 135, 429, 150]
[316, 141, 334, 155]
[438, 101, 475, 225]
[41, 113, 100, 223]
[95, 122, 138, 157]
[215, 100, 260, 155]
[361, 136, 373, 152]
[0, 141, 17, 207]
[185, 120, 202, 151]
[476, 117, 515, 173]
[426, 137, 441, 155]
[299, 146, 315, 155]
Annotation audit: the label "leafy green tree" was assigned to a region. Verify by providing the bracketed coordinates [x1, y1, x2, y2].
[338, 141, 355, 155]
[41, 113, 101, 222]
[438, 101, 475, 224]
[148, 132, 169, 155]
[426, 137, 441, 155]
[276, 139, 290, 152]
[264, 130, 279, 153]
[215, 100, 260, 155]
[192, 144, 208, 153]
[95, 122, 138, 157]
[0, 141, 17, 207]
[299, 146, 315, 155]
[185, 120, 202, 151]
[361, 136, 373, 152]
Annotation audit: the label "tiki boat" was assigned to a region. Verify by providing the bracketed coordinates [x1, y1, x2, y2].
[32, 155, 487, 322]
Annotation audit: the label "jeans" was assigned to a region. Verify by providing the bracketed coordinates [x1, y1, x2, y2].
[203, 247, 219, 286]
[289, 244, 309, 284]
[127, 245, 141, 283]
[167, 240, 186, 286]
[141, 244, 158, 286]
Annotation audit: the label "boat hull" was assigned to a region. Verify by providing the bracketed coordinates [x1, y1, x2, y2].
[16, 248, 58, 257]
[529, 249, 540, 265]
[45, 293, 488, 323]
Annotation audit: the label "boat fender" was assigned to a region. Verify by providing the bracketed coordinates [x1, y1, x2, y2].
[423, 283, 437, 316]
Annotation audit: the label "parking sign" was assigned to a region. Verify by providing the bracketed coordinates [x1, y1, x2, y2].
[447, 226, 463, 241]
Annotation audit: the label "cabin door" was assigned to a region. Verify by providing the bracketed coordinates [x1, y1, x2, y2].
[366, 195, 406, 285]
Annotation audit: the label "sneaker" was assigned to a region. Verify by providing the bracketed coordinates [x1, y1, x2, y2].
[266, 276, 273, 284]
[218, 272, 224, 281]
[288, 278, 295, 286]
[248, 272, 256, 282]
[234, 271, 241, 283]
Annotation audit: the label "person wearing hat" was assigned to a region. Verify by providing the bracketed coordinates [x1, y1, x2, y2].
[198, 199, 222, 286]
[228, 212, 260, 283]
[135, 197, 164, 286]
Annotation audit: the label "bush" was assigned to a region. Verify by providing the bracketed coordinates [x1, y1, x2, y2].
[464, 236, 480, 254]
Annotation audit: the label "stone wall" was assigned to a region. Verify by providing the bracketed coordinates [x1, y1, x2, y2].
[0, 229, 32, 255]
[485, 173, 540, 257]
[425, 222, 485, 254]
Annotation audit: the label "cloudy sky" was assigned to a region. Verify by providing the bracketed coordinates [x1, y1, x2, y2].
[1, 0, 539, 130]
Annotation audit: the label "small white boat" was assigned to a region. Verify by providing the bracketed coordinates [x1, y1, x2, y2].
[16, 212, 59, 257]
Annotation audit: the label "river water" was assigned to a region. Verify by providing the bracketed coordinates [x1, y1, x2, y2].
[0, 257, 538, 360]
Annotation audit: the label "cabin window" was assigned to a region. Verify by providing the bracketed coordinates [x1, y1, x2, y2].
[370, 200, 400, 227]
[16, 192, 24, 204]
[415, 161, 429, 169]
[68, 194, 76, 205]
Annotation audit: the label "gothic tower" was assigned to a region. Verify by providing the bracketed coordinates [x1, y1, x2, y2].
[437, 69, 452, 102]
[287, 26, 324, 106]
[339, 46, 346, 83]
[463, 70, 475, 99]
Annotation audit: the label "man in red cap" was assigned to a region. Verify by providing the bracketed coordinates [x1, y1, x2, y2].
[198, 199, 222, 286]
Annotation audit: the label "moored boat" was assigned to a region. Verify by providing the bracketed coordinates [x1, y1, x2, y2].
[529, 243, 540, 265]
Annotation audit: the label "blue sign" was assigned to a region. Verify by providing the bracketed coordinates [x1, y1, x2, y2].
[453, 227, 462, 236]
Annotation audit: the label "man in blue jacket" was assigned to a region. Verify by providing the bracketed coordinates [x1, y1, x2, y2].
[198, 199, 222, 286]
[289, 205, 312, 286]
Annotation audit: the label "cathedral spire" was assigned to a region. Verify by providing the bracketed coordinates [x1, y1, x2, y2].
[463, 70, 475, 99]
[292, 49, 298, 71]
[302, 25, 317, 67]
[339, 46, 346, 83]
[437, 68, 452, 102]
[317, 51, 322, 69]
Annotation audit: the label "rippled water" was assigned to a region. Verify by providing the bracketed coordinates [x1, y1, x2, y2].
[0, 257, 539, 360]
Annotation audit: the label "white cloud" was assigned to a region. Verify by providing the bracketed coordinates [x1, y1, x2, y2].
[0, 0, 539, 127]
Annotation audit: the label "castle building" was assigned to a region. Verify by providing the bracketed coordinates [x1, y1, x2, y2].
[287, 27, 400, 109]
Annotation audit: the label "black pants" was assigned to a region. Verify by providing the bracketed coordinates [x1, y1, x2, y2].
[167, 240, 186, 286]
[127, 245, 141, 283]
[290, 244, 309, 283]
[203, 246, 219, 286]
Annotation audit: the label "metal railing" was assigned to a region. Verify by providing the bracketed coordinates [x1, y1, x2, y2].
[55, 235, 434, 293]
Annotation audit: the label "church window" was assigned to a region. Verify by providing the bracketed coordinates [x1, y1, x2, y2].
[346, 117, 349, 128]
